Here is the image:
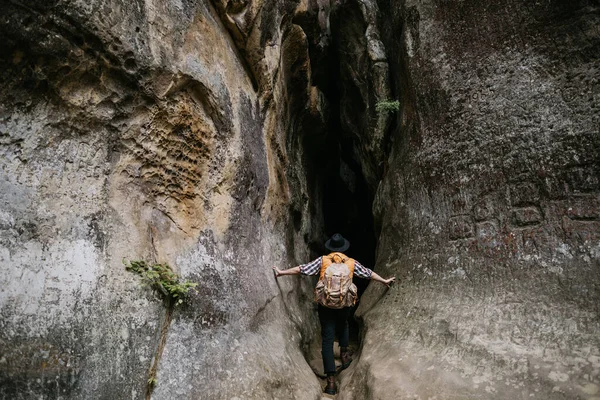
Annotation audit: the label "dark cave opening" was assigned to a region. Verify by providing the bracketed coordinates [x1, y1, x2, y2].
[320, 141, 378, 299]
[320, 150, 377, 343]
[307, 13, 378, 343]
[292, 2, 384, 379]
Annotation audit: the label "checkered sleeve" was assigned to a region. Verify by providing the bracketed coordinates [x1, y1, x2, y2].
[299, 257, 322, 276]
[354, 260, 373, 279]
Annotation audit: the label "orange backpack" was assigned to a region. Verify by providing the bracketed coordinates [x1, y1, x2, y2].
[314, 252, 358, 309]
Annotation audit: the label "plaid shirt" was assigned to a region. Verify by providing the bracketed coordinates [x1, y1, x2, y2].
[299, 256, 373, 279]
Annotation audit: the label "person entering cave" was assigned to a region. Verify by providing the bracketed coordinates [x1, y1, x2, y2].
[273, 233, 395, 395]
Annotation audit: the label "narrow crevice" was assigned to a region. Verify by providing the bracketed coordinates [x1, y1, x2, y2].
[317, 4, 379, 336]
[294, 2, 383, 390]
[145, 298, 174, 400]
[143, 231, 175, 399]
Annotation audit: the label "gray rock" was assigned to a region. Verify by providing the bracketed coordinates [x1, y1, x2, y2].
[0, 0, 325, 398]
[341, 0, 600, 399]
[1, 0, 598, 399]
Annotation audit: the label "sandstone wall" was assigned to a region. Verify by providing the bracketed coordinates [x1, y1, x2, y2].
[0, 0, 328, 398]
[1, 0, 598, 399]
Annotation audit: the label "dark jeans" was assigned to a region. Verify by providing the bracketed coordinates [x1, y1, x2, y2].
[318, 305, 350, 375]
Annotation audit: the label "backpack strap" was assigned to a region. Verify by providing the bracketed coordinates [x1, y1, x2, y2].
[319, 252, 356, 280]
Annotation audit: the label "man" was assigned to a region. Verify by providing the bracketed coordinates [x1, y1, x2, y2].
[273, 233, 395, 395]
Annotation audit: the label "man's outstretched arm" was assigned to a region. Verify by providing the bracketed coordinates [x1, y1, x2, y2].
[272, 266, 301, 277]
[355, 260, 395, 287]
[273, 257, 322, 278]
[370, 271, 395, 287]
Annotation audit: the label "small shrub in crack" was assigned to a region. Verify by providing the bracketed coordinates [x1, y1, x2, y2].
[375, 99, 400, 114]
[124, 259, 197, 305]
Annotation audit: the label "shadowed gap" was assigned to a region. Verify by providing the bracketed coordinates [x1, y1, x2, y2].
[311, 24, 378, 345]
[292, 1, 380, 383]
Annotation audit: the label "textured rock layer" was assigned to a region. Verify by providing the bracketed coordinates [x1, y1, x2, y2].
[341, 0, 600, 399]
[0, 0, 328, 398]
[0, 0, 598, 399]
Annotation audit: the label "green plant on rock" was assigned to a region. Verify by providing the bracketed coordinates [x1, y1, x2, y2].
[375, 99, 400, 114]
[124, 259, 197, 305]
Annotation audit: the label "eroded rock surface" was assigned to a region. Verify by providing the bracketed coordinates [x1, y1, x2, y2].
[0, 0, 598, 399]
[0, 0, 330, 398]
[340, 0, 600, 399]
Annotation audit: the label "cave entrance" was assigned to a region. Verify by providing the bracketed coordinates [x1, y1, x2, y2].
[321, 154, 377, 297]
[312, 31, 378, 344]
[301, 109, 378, 378]
[293, 1, 381, 380]
[321, 149, 377, 342]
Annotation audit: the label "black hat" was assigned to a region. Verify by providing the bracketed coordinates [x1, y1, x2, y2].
[325, 233, 350, 252]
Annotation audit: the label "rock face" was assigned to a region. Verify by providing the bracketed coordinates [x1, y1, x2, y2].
[0, 0, 598, 399]
[0, 0, 328, 398]
[340, 0, 600, 399]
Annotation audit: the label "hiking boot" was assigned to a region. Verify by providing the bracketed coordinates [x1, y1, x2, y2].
[324, 375, 337, 395]
[340, 347, 352, 370]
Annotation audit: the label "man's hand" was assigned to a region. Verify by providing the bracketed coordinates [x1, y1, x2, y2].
[272, 266, 283, 277]
[383, 277, 396, 287]
[371, 271, 396, 287]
